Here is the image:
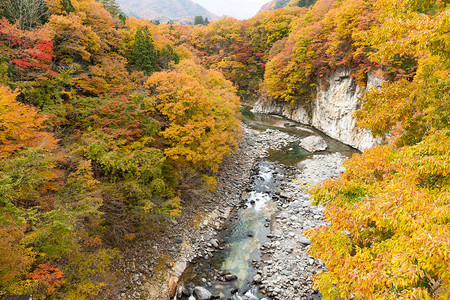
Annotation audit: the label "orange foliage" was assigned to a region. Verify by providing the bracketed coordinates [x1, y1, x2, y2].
[0, 86, 57, 158]
[49, 14, 99, 62]
[27, 263, 65, 293]
[263, 0, 378, 101]
[75, 54, 141, 96]
[146, 60, 241, 172]
[74, 0, 122, 52]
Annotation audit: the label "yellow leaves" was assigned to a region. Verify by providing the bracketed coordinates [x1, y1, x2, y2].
[308, 137, 450, 298]
[166, 196, 181, 218]
[307, 108, 450, 298]
[49, 13, 101, 61]
[189, 17, 242, 56]
[355, 0, 449, 147]
[4, 279, 37, 297]
[364, 0, 450, 67]
[202, 175, 217, 192]
[146, 59, 240, 173]
[323, 0, 367, 40]
[67, 160, 99, 190]
[46, 0, 122, 60]
[264, 55, 289, 99]
[87, 54, 137, 95]
[355, 76, 446, 147]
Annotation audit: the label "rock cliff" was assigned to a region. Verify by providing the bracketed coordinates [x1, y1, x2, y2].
[253, 68, 383, 150]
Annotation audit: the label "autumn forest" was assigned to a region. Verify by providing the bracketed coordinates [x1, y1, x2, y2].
[0, 0, 449, 299]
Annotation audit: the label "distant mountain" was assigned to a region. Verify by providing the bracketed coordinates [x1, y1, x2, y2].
[259, 0, 290, 11]
[117, 0, 217, 24]
[259, 0, 317, 12]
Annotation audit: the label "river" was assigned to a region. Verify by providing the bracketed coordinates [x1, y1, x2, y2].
[174, 109, 357, 300]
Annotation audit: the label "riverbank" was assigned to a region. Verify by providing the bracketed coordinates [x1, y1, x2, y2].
[111, 124, 305, 299]
[172, 112, 350, 299]
[177, 154, 347, 300]
[254, 153, 345, 299]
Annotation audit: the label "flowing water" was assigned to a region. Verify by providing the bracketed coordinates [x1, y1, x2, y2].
[177, 110, 357, 299]
[179, 161, 283, 299]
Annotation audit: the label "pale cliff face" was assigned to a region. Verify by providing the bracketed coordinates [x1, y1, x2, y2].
[253, 68, 383, 151]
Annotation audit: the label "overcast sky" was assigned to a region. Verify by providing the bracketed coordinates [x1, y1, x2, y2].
[194, 0, 270, 20]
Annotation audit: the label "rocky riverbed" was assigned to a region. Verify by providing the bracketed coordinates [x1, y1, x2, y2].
[253, 154, 345, 299]
[174, 129, 348, 299]
[166, 127, 315, 299]
[115, 124, 311, 300]
[113, 114, 351, 300]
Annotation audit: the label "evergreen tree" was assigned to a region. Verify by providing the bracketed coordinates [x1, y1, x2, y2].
[194, 15, 204, 25]
[95, 0, 121, 17]
[130, 27, 158, 74]
[118, 12, 127, 23]
[61, 0, 75, 13]
[290, 0, 317, 8]
[0, 0, 6, 15]
[158, 44, 180, 69]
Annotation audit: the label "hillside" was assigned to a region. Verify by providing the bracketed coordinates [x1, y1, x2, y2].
[259, 0, 317, 12]
[117, 0, 217, 23]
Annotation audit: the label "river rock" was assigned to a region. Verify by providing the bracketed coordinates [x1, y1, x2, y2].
[193, 286, 213, 300]
[299, 136, 327, 153]
[298, 236, 311, 245]
[249, 153, 347, 299]
[225, 274, 238, 281]
[210, 239, 219, 248]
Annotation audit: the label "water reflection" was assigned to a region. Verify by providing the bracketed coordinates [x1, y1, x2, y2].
[241, 108, 358, 165]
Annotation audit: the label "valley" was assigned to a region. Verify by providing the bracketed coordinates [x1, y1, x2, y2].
[0, 0, 448, 299]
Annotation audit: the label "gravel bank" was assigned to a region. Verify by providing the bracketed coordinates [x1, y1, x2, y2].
[254, 154, 345, 299]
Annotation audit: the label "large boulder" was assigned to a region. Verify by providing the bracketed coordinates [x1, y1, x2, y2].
[299, 135, 327, 153]
[193, 286, 213, 300]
